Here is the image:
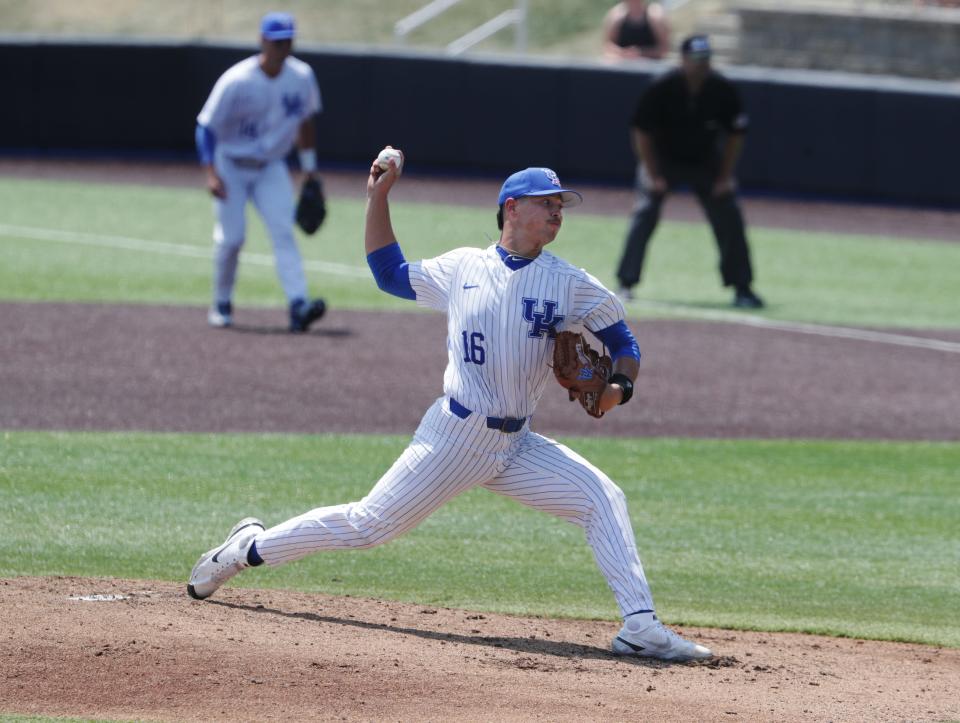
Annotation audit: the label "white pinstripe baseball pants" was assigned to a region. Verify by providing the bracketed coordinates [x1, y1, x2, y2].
[211, 154, 309, 305]
[255, 397, 654, 616]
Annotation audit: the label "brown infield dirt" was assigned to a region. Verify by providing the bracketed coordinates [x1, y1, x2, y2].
[1, 159, 958, 722]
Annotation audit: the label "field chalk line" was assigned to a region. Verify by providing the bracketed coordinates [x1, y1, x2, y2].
[631, 299, 960, 353]
[2, 222, 958, 354]
[0, 223, 369, 278]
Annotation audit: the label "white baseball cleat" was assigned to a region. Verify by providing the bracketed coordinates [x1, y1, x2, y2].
[207, 301, 233, 328]
[612, 613, 712, 661]
[187, 517, 264, 600]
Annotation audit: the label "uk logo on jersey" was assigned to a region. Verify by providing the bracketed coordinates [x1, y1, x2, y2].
[240, 119, 259, 139]
[522, 297, 564, 339]
[282, 93, 303, 117]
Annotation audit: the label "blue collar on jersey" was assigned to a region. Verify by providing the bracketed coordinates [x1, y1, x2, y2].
[496, 245, 536, 270]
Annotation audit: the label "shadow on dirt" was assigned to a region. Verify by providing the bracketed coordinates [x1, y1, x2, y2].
[210, 599, 724, 668]
[224, 324, 353, 338]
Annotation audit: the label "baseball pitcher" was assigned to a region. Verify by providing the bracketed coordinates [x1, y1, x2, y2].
[187, 152, 713, 662]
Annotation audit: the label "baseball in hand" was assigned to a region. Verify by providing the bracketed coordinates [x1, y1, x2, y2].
[377, 148, 403, 173]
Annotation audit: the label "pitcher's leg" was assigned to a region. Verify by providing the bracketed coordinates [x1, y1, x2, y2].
[187, 402, 502, 599]
[484, 435, 653, 616]
[255, 434, 496, 566]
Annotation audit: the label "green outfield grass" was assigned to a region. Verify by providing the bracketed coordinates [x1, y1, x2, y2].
[1, 175, 957, 653]
[1, 430, 957, 648]
[0, 177, 957, 328]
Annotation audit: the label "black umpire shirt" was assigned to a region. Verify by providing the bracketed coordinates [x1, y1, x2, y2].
[632, 68, 749, 163]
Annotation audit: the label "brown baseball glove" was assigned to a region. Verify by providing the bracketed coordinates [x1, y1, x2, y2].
[552, 331, 612, 418]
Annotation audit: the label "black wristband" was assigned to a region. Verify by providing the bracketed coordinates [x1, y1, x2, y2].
[608, 372, 634, 405]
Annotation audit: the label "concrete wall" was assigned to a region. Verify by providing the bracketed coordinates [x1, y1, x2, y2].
[736, 3, 960, 80]
[2, 39, 958, 205]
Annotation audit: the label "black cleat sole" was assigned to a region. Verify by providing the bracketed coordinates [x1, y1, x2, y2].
[187, 583, 207, 600]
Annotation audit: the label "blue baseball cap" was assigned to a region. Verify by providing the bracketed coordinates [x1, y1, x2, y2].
[261, 12, 296, 40]
[498, 167, 582, 208]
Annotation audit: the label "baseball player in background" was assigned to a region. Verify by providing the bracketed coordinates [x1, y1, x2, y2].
[195, 11, 326, 332]
[187, 150, 712, 662]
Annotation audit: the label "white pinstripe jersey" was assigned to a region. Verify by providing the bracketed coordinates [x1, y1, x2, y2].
[197, 55, 321, 162]
[409, 244, 625, 420]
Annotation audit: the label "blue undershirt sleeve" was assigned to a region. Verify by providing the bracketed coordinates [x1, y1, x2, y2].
[594, 321, 641, 362]
[366, 242, 416, 300]
[195, 124, 216, 165]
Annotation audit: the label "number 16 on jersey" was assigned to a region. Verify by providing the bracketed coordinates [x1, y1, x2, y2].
[461, 331, 486, 365]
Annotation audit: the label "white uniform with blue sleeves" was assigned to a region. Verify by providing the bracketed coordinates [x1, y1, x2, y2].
[414, 245, 621, 420]
[197, 55, 321, 305]
[254, 240, 656, 617]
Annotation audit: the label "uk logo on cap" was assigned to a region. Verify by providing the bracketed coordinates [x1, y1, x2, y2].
[261, 12, 296, 40]
[498, 167, 583, 207]
[542, 168, 561, 188]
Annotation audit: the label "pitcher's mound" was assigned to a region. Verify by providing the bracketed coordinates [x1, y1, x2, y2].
[1, 576, 956, 721]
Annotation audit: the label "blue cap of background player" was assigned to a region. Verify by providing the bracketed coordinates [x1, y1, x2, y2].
[681, 34, 711, 60]
[261, 12, 296, 40]
[498, 168, 582, 208]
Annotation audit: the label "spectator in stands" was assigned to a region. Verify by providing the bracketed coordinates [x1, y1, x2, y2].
[603, 0, 671, 61]
[615, 34, 764, 309]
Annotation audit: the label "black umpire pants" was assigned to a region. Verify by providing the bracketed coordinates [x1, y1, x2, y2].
[616, 157, 754, 290]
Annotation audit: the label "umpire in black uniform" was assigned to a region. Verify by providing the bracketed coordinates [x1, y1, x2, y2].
[616, 34, 763, 308]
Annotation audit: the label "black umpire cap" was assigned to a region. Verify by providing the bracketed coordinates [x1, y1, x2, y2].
[680, 34, 712, 60]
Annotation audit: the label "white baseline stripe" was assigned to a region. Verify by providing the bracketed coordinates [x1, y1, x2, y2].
[0, 223, 370, 279]
[2, 223, 957, 353]
[633, 299, 960, 354]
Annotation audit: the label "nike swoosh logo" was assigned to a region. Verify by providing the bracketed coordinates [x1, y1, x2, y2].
[615, 636, 646, 652]
[463, 284, 479, 289]
[211, 543, 229, 564]
[210, 520, 261, 563]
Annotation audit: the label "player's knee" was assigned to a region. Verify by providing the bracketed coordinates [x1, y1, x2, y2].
[343, 507, 400, 549]
[593, 478, 628, 517]
[214, 234, 245, 251]
[213, 224, 245, 249]
[614, 488, 630, 516]
[604, 479, 627, 504]
[270, 230, 298, 250]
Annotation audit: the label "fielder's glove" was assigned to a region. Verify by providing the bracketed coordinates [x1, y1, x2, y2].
[552, 331, 612, 418]
[295, 177, 327, 235]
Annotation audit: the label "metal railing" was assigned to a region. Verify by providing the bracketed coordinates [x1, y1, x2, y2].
[394, 0, 528, 55]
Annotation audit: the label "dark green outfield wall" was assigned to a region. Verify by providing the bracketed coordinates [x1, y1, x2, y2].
[2, 39, 958, 206]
